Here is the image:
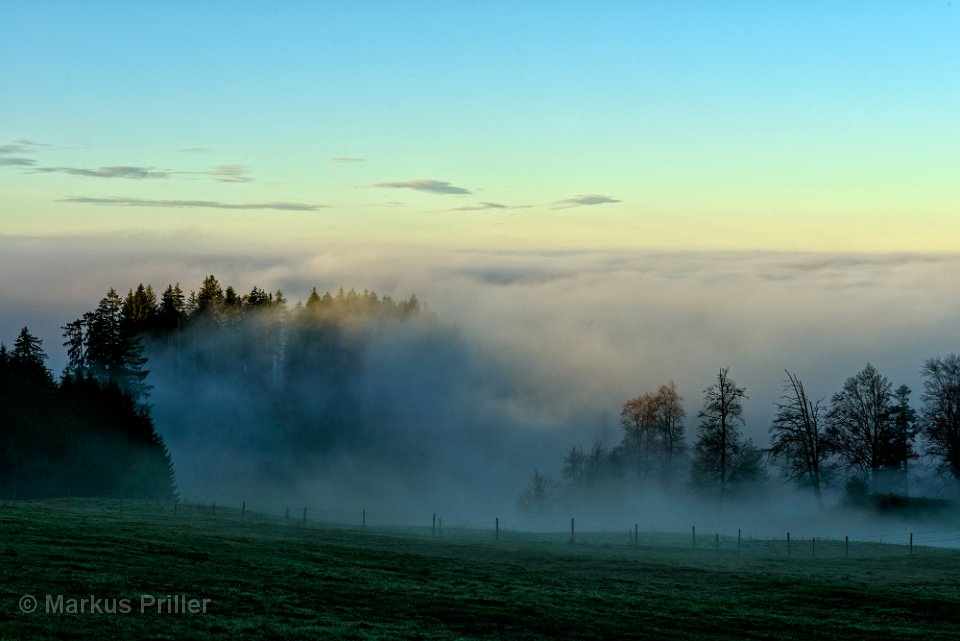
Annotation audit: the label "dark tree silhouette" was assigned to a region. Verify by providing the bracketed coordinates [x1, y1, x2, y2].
[920, 354, 960, 479]
[61, 319, 87, 380]
[826, 364, 904, 491]
[890, 383, 918, 489]
[769, 370, 829, 509]
[12, 327, 49, 378]
[157, 283, 186, 331]
[69, 289, 151, 401]
[1, 328, 175, 500]
[692, 368, 761, 499]
[193, 274, 225, 319]
[122, 283, 158, 334]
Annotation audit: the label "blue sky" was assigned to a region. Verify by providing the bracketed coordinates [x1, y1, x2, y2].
[2, 1, 957, 251]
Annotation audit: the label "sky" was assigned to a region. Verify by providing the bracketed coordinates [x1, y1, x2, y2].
[1, 1, 958, 253]
[2, 2, 960, 500]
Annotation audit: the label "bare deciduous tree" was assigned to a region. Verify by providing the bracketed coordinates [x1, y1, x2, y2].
[769, 370, 829, 509]
[920, 354, 960, 479]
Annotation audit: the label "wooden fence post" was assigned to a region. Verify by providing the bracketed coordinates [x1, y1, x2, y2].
[362, 508, 366, 529]
[570, 518, 575, 544]
[692, 526, 696, 548]
[432, 513, 436, 537]
[845, 535, 849, 559]
[241, 501, 246, 522]
[787, 532, 791, 556]
[302, 507, 307, 526]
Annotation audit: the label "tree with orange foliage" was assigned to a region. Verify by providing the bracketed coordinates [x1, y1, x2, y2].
[619, 381, 687, 483]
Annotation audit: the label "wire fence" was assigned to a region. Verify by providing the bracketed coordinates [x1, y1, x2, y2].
[4, 489, 960, 559]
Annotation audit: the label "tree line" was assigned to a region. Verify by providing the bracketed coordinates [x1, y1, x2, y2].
[89, 275, 427, 461]
[61, 276, 423, 392]
[1, 275, 427, 498]
[520, 363, 960, 513]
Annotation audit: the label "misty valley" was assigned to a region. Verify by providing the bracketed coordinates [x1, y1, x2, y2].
[4, 274, 960, 640]
[5, 274, 960, 518]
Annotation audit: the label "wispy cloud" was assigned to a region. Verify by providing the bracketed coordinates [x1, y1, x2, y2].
[552, 194, 621, 208]
[60, 197, 324, 211]
[0, 140, 45, 166]
[178, 147, 212, 153]
[8, 142, 253, 184]
[203, 165, 252, 183]
[373, 179, 471, 195]
[33, 166, 169, 179]
[1, 140, 48, 153]
[330, 156, 366, 163]
[0, 157, 35, 166]
[14, 139, 50, 148]
[450, 202, 508, 211]
[30, 159, 252, 183]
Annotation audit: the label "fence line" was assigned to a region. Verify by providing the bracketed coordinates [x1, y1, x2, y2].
[4, 492, 960, 557]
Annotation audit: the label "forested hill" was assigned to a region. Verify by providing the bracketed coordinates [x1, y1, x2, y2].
[2, 275, 430, 501]
[0, 329, 176, 500]
[122, 276, 432, 481]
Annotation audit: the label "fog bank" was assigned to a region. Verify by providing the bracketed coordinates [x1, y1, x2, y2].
[3, 237, 960, 524]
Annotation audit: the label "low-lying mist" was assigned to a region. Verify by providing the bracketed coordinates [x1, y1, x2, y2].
[4, 237, 960, 539]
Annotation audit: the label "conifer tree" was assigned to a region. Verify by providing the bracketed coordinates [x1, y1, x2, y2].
[12, 327, 51, 381]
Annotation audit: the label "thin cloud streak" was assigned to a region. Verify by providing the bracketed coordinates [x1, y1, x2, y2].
[60, 197, 325, 211]
[1, 141, 48, 153]
[450, 202, 507, 211]
[330, 156, 366, 163]
[552, 194, 621, 208]
[32, 163, 252, 183]
[202, 165, 252, 183]
[33, 166, 169, 179]
[0, 157, 35, 166]
[374, 179, 472, 195]
[0, 144, 32, 154]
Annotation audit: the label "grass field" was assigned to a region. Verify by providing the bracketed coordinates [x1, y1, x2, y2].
[2, 499, 959, 640]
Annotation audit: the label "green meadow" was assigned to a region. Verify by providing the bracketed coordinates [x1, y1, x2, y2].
[2, 500, 958, 640]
